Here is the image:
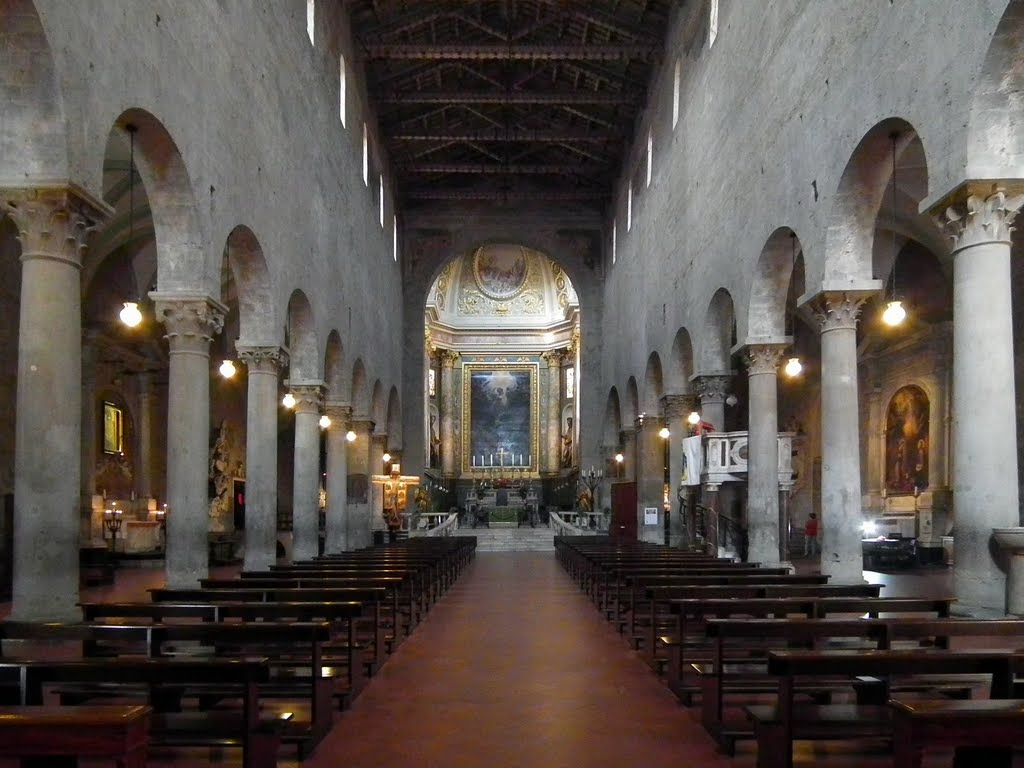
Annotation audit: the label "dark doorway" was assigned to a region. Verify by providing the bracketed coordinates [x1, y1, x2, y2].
[233, 480, 246, 530]
[611, 481, 637, 541]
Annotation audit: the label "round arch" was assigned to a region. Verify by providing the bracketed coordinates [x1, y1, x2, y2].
[286, 290, 320, 382]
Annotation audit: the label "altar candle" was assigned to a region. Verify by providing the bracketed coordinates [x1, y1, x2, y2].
[528, 454, 532, 466]
[490, 453, 493, 465]
[472, 455, 476, 467]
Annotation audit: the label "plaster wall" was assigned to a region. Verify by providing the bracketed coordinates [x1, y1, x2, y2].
[20, 0, 403, 405]
[603, 0, 1009, 396]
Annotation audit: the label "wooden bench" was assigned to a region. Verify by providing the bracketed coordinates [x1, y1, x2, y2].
[890, 698, 1024, 768]
[659, 597, 951, 699]
[1, 658, 281, 768]
[149, 586, 390, 673]
[0, 620, 336, 756]
[0, 704, 151, 768]
[746, 649, 1018, 768]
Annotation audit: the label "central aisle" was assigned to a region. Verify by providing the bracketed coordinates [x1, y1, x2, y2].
[308, 551, 731, 768]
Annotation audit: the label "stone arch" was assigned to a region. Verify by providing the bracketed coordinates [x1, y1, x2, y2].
[748, 228, 802, 340]
[0, 0, 69, 181]
[624, 377, 640, 427]
[370, 379, 386, 428]
[351, 358, 369, 418]
[386, 386, 402, 450]
[603, 388, 622, 448]
[224, 226, 276, 345]
[642, 352, 664, 413]
[323, 331, 347, 402]
[967, 0, 1024, 179]
[286, 290, 320, 382]
[668, 327, 695, 394]
[107, 109, 208, 294]
[820, 117, 927, 289]
[700, 288, 735, 371]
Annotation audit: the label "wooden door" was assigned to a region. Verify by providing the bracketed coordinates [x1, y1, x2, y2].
[611, 481, 637, 540]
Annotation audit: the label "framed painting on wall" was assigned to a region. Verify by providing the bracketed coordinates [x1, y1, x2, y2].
[462, 363, 538, 472]
[885, 384, 929, 494]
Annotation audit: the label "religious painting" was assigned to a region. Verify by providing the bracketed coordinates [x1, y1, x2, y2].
[472, 244, 529, 300]
[462, 364, 538, 471]
[102, 401, 123, 455]
[885, 385, 929, 494]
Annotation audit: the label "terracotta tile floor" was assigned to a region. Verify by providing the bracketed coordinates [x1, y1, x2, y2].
[4, 553, 1021, 766]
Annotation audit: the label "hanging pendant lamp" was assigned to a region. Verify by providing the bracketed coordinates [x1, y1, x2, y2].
[882, 132, 907, 327]
[119, 124, 143, 328]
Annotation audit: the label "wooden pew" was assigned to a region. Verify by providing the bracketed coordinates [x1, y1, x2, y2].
[0, 704, 151, 768]
[747, 648, 1019, 768]
[0, 620, 336, 756]
[1, 658, 281, 768]
[150, 586, 390, 672]
[658, 596, 950, 698]
[890, 698, 1024, 768]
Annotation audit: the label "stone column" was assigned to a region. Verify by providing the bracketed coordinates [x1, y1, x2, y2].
[236, 346, 286, 572]
[662, 394, 695, 547]
[620, 427, 637, 482]
[324, 402, 351, 554]
[370, 429, 388, 533]
[692, 374, 731, 433]
[347, 418, 374, 549]
[804, 290, 874, 583]
[151, 293, 226, 589]
[744, 343, 787, 566]
[439, 350, 459, 476]
[290, 383, 323, 562]
[80, 334, 99, 544]
[864, 382, 883, 507]
[135, 372, 155, 501]
[635, 415, 665, 544]
[934, 186, 1024, 612]
[544, 350, 564, 473]
[5, 187, 107, 620]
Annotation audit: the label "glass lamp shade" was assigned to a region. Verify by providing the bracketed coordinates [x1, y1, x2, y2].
[658, 427, 671, 439]
[119, 301, 142, 327]
[282, 392, 296, 409]
[614, 453, 624, 463]
[784, 357, 803, 377]
[346, 430, 357, 442]
[219, 359, 237, 379]
[686, 411, 701, 425]
[382, 452, 392, 464]
[882, 300, 906, 327]
[319, 414, 331, 429]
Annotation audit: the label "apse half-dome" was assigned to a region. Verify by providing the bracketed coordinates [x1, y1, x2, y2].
[427, 244, 578, 341]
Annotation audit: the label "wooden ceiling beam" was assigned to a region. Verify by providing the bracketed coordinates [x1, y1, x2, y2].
[362, 43, 656, 61]
[405, 188, 608, 201]
[378, 90, 635, 105]
[402, 163, 608, 175]
[388, 129, 622, 142]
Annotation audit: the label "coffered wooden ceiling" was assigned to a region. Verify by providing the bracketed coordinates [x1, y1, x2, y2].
[348, 1, 673, 209]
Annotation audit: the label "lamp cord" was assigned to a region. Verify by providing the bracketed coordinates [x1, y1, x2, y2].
[890, 133, 898, 303]
[126, 124, 139, 303]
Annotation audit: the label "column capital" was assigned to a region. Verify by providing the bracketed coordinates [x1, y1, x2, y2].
[801, 290, 873, 333]
[349, 418, 375, 435]
[743, 343, 788, 376]
[2, 184, 110, 268]
[691, 373, 732, 404]
[290, 383, 323, 414]
[931, 184, 1024, 253]
[438, 349, 460, 367]
[151, 294, 226, 351]
[541, 348, 566, 366]
[661, 393, 697, 420]
[324, 402, 352, 422]
[236, 345, 288, 374]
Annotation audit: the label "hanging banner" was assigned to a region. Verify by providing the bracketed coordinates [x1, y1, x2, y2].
[680, 435, 703, 486]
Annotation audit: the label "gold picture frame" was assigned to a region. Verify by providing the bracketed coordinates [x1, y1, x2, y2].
[461, 363, 539, 474]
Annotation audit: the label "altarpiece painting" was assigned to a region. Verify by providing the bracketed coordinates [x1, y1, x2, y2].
[462, 364, 538, 472]
[885, 384, 929, 494]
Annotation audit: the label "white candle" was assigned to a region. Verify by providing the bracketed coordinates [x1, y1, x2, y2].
[490, 453, 493, 465]
[528, 454, 532, 466]
[472, 455, 476, 467]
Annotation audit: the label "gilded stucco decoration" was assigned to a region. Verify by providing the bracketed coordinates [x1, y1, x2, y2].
[458, 244, 545, 316]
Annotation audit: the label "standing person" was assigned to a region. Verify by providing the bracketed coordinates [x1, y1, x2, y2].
[803, 513, 820, 557]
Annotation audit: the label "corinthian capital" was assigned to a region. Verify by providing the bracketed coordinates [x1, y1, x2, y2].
[692, 374, 731, 404]
[935, 186, 1024, 252]
[438, 349, 460, 368]
[2, 184, 110, 268]
[151, 294, 226, 352]
[743, 343, 787, 376]
[324, 401, 352, 424]
[290, 383, 324, 414]
[803, 290, 872, 333]
[236, 345, 289, 374]
[541, 348, 566, 366]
